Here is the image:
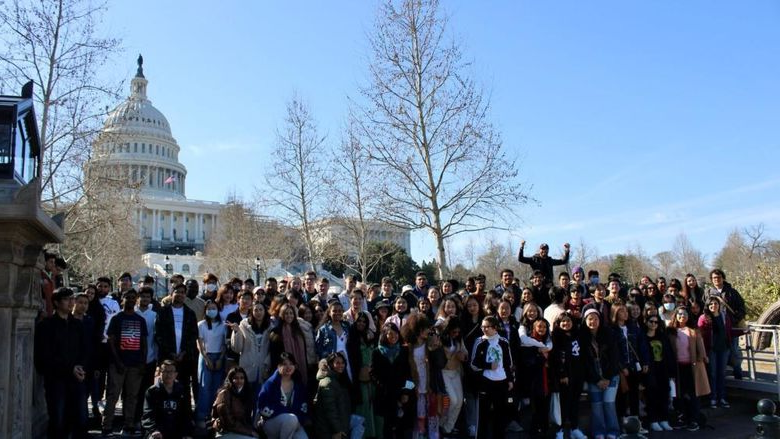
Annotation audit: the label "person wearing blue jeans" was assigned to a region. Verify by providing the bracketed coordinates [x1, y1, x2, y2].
[581, 308, 621, 439]
[698, 297, 732, 407]
[196, 300, 227, 427]
[588, 375, 620, 439]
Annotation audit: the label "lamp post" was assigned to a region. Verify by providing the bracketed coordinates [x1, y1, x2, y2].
[255, 257, 261, 286]
[164, 255, 173, 293]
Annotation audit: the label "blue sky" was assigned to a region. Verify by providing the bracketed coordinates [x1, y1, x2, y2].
[100, 1, 780, 264]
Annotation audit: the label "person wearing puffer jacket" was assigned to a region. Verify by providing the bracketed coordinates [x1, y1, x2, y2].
[231, 302, 272, 397]
[313, 354, 365, 439]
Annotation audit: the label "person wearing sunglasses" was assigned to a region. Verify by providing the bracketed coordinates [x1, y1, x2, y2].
[642, 317, 675, 431]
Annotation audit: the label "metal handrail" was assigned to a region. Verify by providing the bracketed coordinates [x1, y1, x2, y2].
[743, 323, 780, 401]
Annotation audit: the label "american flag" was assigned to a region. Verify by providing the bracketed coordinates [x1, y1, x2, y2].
[164, 175, 176, 184]
[120, 320, 142, 350]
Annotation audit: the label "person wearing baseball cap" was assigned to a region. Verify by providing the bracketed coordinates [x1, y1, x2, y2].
[518, 240, 571, 287]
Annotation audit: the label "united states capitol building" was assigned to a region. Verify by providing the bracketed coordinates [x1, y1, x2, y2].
[89, 56, 220, 276]
[87, 56, 411, 281]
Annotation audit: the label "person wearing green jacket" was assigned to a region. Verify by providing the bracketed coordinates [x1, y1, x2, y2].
[313, 353, 365, 439]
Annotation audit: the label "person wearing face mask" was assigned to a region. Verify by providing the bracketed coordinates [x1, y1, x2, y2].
[201, 273, 220, 302]
[195, 301, 227, 428]
[658, 294, 677, 326]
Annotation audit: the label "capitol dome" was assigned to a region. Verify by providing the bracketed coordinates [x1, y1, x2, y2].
[91, 55, 187, 201]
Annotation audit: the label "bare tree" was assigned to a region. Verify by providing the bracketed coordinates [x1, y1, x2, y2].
[672, 233, 707, 279]
[0, 0, 122, 209]
[572, 237, 599, 269]
[320, 121, 396, 281]
[59, 155, 143, 282]
[744, 223, 768, 259]
[204, 199, 297, 281]
[653, 251, 676, 277]
[355, 0, 532, 279]
[262, 96, 327, 272]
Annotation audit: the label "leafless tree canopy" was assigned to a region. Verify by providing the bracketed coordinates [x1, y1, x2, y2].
[0, 0, 122, 209]
[355, 0, 531, 277]
[320, 121, 397, 281]
[262, 96, 327, 271]
[204, 199, 298, 281]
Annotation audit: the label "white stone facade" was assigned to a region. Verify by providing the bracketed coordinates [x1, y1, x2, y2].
[91, 58, 221, 259]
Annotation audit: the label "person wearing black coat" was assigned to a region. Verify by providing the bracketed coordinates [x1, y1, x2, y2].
[142, 360, 194, 439]
[580, 309, 621, 439]
[34, 287, 88, 439]
[155, 288, 199, 401]
[549, 313, 588, 439]
[642, 315, 676, 431]
[371, 323, 414, 439]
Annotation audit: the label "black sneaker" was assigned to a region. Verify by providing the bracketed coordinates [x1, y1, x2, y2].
[686, 422, 700, 432]
[719, 399, 731, 408]
[100, 429, 113, 438]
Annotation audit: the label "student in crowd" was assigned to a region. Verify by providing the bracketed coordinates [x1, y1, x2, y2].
[269, 303, 316, 385]
[195, 300, 227, 428]
[156, 283, 199, 402]
[642, 316, 674, 431]
[386, 296, 412, 331]
[470, 316, 514, 439]
[372, 322, 414, 439]
[211, 367, 257, 439]
[135, 287, 159, 426]
[698, 297, 732, 409]
[35, 287, 88, 439]
[581, 308, 620, 439]
[103, 289, 148, 437]
[667, 307, 709, 432]
[348, 312, 378, 437]
[313, 353, 365, 439]
[231, 301, 272, 397]
[611, 303, 648, 429]
[439, 317, 468, 436]
[256, 352, 309, 439]
[550, 313, 587, 439]
[142, 360, 194, 439]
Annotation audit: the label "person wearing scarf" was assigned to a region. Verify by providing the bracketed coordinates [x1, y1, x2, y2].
[371, 323, 414, 439]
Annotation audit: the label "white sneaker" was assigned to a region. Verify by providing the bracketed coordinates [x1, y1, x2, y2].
[650, 422, 663, 432]
[571, 428, 588, 439]
[468, 425, 477, 437]
[556, 431, 564, 439]
[660, 421, 673, 431]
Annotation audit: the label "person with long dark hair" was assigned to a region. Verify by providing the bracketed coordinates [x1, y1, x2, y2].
[256, 352, 309, 439]
[698, 297, 732, 408]
[231, 302, 272, 396]
[461, 295, 485, 437]
[439, 317, 468, 436]
[371, 323, 414, 439]
[268, 303, 316, 386]
[347, 312, 377, 437]
[642, 316, 674, 431]
[611, 303, 649, 430]
[470, 315, 514, 439]
[313, 352, 365, 439]
[195, 300, 226, 428]
[667, 307, 709, 431]
[212, 367, 257, 438]
[550, 313, 587, 439]
[581, 308, 620, 439]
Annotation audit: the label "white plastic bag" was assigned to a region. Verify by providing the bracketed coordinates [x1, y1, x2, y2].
[549, 392, 562, 426]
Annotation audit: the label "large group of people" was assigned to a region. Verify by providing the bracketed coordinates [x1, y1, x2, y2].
[34, 242, 748, 439]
